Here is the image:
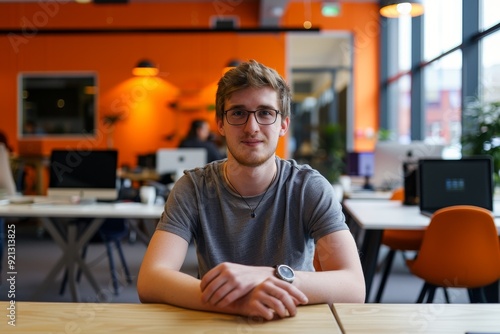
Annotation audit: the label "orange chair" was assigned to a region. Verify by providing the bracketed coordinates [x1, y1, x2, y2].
[374, 188, 426, 302]
[407, 205, 500, 303]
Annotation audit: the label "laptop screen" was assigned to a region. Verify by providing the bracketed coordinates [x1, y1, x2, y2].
[418, 157, 494, 214]
[156, 148, 207, 176]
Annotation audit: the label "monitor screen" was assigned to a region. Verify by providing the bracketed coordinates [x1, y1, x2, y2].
[419, 157, 494, 213]
[48, 149, 118, 200]
[347, 152, 375, 177]
[371, 141, 445, 190]
[156, 148, 207, 179]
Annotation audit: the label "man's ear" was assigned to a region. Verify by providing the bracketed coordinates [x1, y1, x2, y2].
[217, 119, 225, 137]
[279, 117, 290, 137]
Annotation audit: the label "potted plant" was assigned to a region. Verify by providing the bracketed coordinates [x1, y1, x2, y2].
[307, 123, 346, 200]
[461, 99, 500, 186]
[320, 123, 346, 184]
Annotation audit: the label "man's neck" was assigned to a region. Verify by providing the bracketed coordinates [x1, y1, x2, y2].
[224, 157, 277, 196]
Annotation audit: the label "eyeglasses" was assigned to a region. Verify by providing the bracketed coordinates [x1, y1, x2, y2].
[224, 108, 281, 126]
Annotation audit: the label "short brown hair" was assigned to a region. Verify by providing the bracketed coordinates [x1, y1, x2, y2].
[215, 60, 291, 122]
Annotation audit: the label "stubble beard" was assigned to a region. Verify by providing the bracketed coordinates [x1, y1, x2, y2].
[227, 142, 276, 168]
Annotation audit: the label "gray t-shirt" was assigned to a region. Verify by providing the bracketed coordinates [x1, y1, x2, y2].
[156, 157, 347, 278]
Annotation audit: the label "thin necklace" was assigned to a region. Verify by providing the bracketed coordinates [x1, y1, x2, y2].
[224, 163, 277, 219]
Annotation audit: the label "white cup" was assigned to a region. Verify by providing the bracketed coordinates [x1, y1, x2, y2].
[140, 186, 156, 205]
[339, 175, 352, 193]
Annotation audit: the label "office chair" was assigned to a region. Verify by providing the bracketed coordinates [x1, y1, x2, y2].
[374, 187, 425, 302]
[406, 205, 500, 303]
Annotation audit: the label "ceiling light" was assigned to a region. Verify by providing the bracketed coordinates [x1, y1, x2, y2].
[379, 0, 424, 18]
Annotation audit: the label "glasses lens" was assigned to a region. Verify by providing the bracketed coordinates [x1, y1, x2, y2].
[255, 109, 278, 125]
[226, 109, 278, 125]
[226, 109, 248, 125]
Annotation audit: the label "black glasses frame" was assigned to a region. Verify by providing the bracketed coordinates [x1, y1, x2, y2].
[223, 109, 281, 126]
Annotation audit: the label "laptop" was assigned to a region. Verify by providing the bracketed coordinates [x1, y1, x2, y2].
[156, 148, 207, 180]
[418, 157, 494, 217]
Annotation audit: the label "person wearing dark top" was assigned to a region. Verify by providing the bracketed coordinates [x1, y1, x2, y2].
[179, 119, 224, 162]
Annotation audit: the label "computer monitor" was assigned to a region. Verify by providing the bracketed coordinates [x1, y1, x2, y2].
[156, 148, 207, 179]
[347, 152, 375, 177]
[371, 141, 445, 190]
[419, 157, 494, 215]
[48, 149, 118, 201]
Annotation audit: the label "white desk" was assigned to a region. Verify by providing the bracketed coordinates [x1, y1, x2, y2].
[344, 190, 393, 200]
[0, 198, 163, 302]
[332, 303, 500, 333]
[342, 199, 500, 303]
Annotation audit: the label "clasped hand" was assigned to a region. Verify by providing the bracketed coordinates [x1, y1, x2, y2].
[200, 262, 308, 320]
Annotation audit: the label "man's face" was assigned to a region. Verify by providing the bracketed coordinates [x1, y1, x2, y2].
[217, 86, 289, 167]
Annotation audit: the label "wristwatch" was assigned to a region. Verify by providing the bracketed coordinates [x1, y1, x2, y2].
[274, 264, 295, 283]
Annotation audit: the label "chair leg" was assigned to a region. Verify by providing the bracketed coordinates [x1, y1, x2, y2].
[104, 240, 120, 296]
[114, 239, 132, 284]
[416, 282, 429, 303]
[76, 245, 88, 282]
[59, 271, 68, 295]
[374, 249, 396, 303]
[425, 285, 436, 303]
[442, 287, 450, 303]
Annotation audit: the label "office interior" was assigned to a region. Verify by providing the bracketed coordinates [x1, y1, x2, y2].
[1, 0, 500, 313]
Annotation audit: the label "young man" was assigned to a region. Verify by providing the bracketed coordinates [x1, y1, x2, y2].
[137, 60, 365, 320]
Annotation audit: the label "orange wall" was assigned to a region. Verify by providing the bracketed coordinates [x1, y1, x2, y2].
[0, 1, 379, 168]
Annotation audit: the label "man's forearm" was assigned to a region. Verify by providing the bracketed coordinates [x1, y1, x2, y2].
[294, 270, 366, 304]
[137, 267, 247, 315]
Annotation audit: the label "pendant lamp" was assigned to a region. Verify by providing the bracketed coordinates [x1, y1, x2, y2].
[380, 0, 424, 18]
[132, 59, 158, 77]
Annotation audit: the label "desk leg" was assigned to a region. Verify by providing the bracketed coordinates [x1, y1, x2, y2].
[33, 217, 105, 302]
[359, 229, 383, 303]
[66, 224, 80, 302]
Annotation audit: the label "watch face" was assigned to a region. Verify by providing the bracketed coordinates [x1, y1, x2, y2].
[278, 265, 294, 279]
[277, 265, 295, 282]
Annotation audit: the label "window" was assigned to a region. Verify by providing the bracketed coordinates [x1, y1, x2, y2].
[423, 0, 462, 61]
[423, 52, 462, 145]
[481, 0, 500, 30]
[480, 0, 500, 106]
[389, 75, 412, 143]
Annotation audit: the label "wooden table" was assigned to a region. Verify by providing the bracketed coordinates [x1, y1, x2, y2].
[0, 302, 340, 333]
[332, 303, 500, 333]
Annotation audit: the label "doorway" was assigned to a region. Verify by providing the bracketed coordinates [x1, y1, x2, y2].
[287, 32, 353, 177]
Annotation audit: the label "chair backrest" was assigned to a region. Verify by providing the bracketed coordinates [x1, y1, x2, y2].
[390, 187, 404, 201]
[410, 205, 500, 288]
